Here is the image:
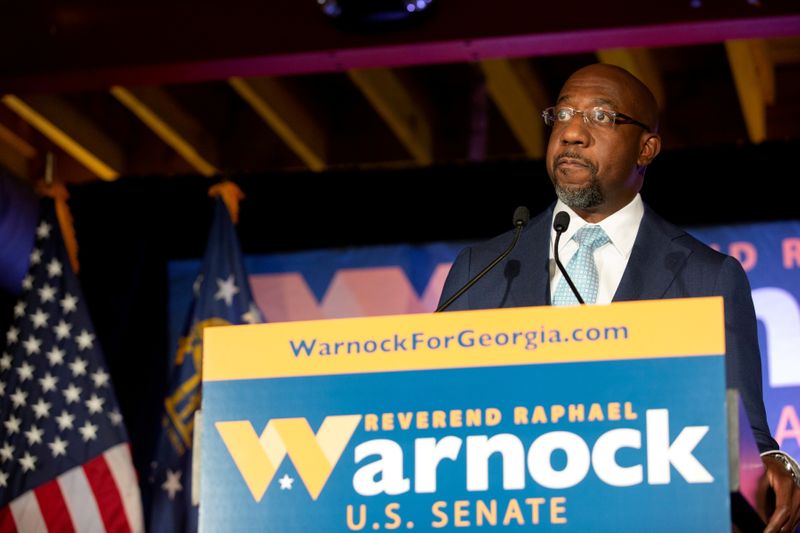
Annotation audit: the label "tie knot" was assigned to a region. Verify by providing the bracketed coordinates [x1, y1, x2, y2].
[574, 225, 609, 250]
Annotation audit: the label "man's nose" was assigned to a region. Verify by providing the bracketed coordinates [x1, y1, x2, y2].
[558, 115, 590, 145]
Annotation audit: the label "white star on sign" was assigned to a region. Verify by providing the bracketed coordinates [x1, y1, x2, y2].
[30, 248, 42, 265]
[85, 394, 105, 414]
[278, 474, 294, 490]
[10, 388, 28, 408]
[214, 275, 240, 306]
[4, 416, 21, 434]
[60, 293, 78, 314]
[75, 330, 95, 350]
[30, 308, 49, 329]
[0, 381, 4, 396]
[55, 410, 75, 430]
[38, 283, 56, 303]
[24, 425, 44, 446]
[13, 301, 25, 318]
[63, 383, 82, 404]
[17, 361, 35, 382]
[91, 369, 110, 388]
[53, 320, 72, 340]
[0, 443, 14, 462]
[69, 357, 88, 377]
[22, 335, 41, 355]
[40, 372, 59, 393]
[46, 346, 65, 366]
[21, 275, 33, 290]
[78, 421, 98, 442]
[0, 471, 8, 488]
[0, 353, 11, 370]
[36, 221, 52, 239]
[19, 452, 37, 472]
[49, 436, 68, 457]
[46, 259, 63, 278]
[6, 326, 19, 345]
[32, 398, 51, 419]
[162, 470, 183, 500]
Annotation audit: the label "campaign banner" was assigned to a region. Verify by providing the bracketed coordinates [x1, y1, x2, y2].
[171, 222, 800, 460]
[199, 298, 730, 532]
[691, 221, 800, 458]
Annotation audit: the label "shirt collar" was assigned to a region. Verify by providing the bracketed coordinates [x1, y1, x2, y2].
[550, 193, 644, 258]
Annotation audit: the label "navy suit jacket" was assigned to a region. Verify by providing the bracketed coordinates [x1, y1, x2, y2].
[439, 203, 778, 452]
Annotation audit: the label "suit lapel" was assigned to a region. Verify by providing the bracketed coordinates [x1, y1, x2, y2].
[485, 202, 689, 307]
[613, 205, 692, 302]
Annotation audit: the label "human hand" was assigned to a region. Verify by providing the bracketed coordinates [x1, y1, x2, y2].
[762, 453, 800, 533]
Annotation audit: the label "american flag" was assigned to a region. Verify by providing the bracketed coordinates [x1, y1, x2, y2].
[0, 199, 143, 532]
[148, 195, 262, 532]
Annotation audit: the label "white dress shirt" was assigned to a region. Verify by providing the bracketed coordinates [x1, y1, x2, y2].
[549, 194, 645, 305]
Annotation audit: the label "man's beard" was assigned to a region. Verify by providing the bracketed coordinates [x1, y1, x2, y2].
[550, 157, 603, 209]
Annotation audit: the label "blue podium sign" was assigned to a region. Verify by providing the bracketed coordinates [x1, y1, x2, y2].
[200, 298, 730, 532]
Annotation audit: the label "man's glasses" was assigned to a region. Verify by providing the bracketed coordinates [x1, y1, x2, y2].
[542, 106, 651, 132]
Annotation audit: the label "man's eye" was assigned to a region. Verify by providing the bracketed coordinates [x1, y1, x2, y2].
[556, 108, 573, 121]
[592, 109, 614, 124]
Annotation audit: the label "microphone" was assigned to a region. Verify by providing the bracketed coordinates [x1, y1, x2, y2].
[436, 206, 530, 312]
[553, 211, 585, 305]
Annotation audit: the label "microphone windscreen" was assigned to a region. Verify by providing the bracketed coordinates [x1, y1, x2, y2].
[553, 211, 570, 233]
[513, 206, 530, 227]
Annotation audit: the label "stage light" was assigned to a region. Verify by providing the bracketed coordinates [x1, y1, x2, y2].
[317, 0, 436, 30]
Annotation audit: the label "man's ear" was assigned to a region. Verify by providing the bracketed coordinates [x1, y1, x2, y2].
[638, 133, 661, 166]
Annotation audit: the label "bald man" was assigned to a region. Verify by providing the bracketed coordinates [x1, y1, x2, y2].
[439, 64, 800, 531]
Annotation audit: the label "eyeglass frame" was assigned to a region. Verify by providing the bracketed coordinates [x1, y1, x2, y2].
[541, 106, 653, 133]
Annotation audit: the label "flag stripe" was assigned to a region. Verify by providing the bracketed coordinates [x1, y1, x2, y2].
[103, 444, 144, 533]
[84, 453, 132, 533]
[34, 480, 76, 533]
[9, 489, 47, 532]
[58, 464, 105, 533]
[0, 505, 19, 533]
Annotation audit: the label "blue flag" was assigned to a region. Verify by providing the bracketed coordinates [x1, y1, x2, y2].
[148, 197, 262, 532]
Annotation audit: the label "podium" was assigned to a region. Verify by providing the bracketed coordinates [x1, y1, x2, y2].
[198, 297, 759, 531]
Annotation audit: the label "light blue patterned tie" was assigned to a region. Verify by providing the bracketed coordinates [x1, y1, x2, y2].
[552, 225, 610, 305]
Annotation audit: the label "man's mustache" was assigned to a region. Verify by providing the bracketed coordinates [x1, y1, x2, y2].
[555, 152, 596, 172]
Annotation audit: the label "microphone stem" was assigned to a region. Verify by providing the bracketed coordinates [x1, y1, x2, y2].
[553, 230, 585, 305]
[435, 223, 524, 313]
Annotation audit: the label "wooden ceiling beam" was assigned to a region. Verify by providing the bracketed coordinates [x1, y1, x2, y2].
[596, 48, 665, 109]
[229, 76, 327, 172]
[0, 121, 36, 160]
[111, 86, 219, 177]
[347, 68, 433, 166]
[1, 94, 123, 180]
[725, 39, 774, 144]
[0, 131, 33, 179]
[480, 58, 549, 159]
[767, 37, 800, 65]
[0, 118, 37, 178]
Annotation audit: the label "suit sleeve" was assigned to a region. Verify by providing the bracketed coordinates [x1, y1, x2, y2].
[437, 247, 473, 312]
[717, 255, 779, 452]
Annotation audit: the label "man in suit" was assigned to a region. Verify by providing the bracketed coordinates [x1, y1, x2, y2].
[439, 63, 799, 531]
